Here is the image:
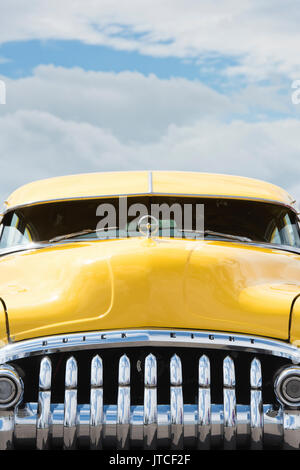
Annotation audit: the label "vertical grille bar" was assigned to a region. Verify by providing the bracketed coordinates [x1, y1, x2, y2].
[63, 357, 78, 450]
[36, 357, 52, 450]
[198, 354, 211, 449]
[170, 354, 184, 449]
[117, 354, 131, 449]
[144, 354, 157, 449]
[89, 355, 103, 449]
[250, 358, 263, 449]
[223, 356, 237, 449]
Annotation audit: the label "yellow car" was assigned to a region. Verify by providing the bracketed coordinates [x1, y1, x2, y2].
[0, 170, 300, 450]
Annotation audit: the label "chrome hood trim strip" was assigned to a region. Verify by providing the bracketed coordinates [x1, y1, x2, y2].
[0, 329, 299, 364]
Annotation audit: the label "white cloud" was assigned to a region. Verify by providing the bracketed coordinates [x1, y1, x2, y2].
[0, 57, 10, 65]
[0, 65, 300, 204]
[1, 1, 300, 80]
[1, 109, 300, 204]
[1, 65, 298, 143]
[1, 65, 233, 142]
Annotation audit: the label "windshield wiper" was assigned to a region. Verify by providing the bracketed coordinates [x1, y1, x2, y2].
[204, 230, 252, 242]
[178, 229, 252, 243]
[49, 227, 118, 243]
[49, 227, 252, 243]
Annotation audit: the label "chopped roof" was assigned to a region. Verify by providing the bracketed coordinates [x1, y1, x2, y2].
[4, 171, 295, 211]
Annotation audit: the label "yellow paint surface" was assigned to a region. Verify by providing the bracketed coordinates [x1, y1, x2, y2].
[5, 171, 295, 210]
[1, 238, 300, 342]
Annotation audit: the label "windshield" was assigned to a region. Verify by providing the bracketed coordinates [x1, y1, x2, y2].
[0, 196, 299, 250]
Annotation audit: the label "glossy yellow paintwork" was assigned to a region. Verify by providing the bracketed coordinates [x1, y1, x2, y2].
[2, 171, 300, 344]
[1, 237, 300, 342]
[0, 301, 8, 346]
[5, 171, 295, 210]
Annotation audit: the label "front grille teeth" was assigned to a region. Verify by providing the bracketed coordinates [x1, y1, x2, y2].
[198, 354, 211, 449]
[250, 357, 263, 449]
[4, 351, 300, 449]
[170, 354, 183, 449]
[36, 357, 52, 450]
[89, 355, 103, 449]
[63, 357, 78, 449]
[223, 355, 237, 449]
[117, 354, 130, 449]
[143, 353, 157, 449]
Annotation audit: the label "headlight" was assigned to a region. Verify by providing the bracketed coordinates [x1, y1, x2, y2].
[274, 366, 300, 407]
[0, 366, 23, 409]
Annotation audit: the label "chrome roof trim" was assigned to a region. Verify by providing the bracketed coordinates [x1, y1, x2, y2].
[0, 329, 299, 364]
[3, 193, 297, 216]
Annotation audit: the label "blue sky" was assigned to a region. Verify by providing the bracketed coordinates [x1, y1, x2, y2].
[0, 1, 300, 202]
[0, 39, 243, 93]
[0, 40, 200, 80]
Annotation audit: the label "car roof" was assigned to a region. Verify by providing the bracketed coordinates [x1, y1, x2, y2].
[4, 171, 296, 212]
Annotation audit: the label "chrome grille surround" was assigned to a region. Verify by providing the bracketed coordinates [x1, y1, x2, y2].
[1, 329, 300, 363]
[0, 329, 300, 450]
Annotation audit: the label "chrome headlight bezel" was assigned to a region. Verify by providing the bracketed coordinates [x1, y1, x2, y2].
[0, 366, 23, 409]
[274, 366, 300, 408]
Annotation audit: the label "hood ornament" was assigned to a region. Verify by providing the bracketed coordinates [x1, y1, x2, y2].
[138, 215, 159, 238]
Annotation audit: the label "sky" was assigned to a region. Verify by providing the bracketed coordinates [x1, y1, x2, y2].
[0, 1, 300, 204]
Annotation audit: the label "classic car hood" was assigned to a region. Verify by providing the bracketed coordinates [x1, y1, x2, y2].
[1, 238, 300, 342]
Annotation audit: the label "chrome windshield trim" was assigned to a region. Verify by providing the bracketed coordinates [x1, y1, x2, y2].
[0, 329, 299, 365]
[3, 193, 297, 216]
[0, 243, 50, 258]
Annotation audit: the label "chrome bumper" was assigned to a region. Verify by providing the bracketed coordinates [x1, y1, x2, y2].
[0, 329, 300, 450]
[1, 402, 299, 450]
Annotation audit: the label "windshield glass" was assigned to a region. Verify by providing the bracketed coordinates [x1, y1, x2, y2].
[0, 196, 299, 250]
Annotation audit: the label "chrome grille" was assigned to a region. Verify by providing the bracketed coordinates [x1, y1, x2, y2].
[0, 329, 300, 450]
